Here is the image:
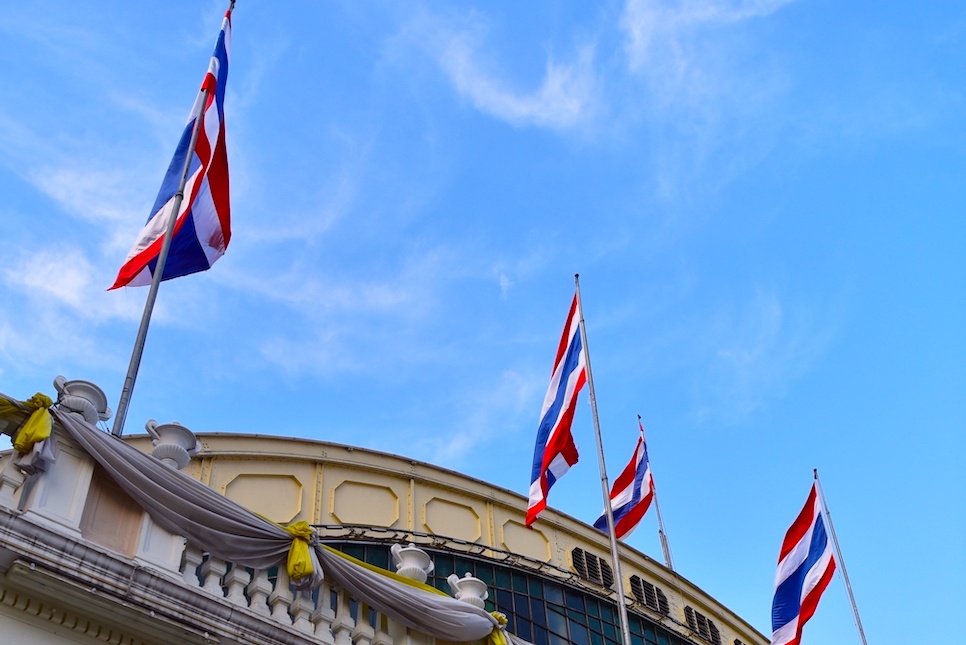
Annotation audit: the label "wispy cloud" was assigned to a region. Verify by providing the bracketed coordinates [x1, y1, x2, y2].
[1, 245, 143, 322]
[395, 12, 600, 130]
[426, 368, 542, 465]
[695, 287, 835, 422]
[622, 0, 795, 74]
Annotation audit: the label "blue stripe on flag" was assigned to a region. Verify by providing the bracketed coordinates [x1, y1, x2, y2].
[530, 329, 582, 483]
[771, 512, 830, 631]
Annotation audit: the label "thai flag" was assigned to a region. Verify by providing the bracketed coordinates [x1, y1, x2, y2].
[526, 293, 586, 527]
[110, 9, 232, 289]
[593, 421, 654, 539]
[771, 484, 837, 645]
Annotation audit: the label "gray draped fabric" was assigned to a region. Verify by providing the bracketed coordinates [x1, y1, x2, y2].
[52, 407, 293, 570]
[316, 546, 498, 641]
[13, 402, 507, 643]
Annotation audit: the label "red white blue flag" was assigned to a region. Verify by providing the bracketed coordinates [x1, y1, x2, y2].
[526, 293, 586, 527]
[771, 484, 837, 645]
[110, 9, 232, 289]
[593, 420, 654, 539]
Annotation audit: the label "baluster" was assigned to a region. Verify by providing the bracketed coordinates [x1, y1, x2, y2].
[200, 555, 228, 596]
[311, 578, 337, 645]
[372, 611, 392, 645]
[331, 587, 355, 645]
[269, 568, 294, 624]
[246, 569, 273, 616]
[291, 588, 315, 634]
[181, 544, 204, 587]
[224, 565, 251, 606]
[351, 603, 376, 645]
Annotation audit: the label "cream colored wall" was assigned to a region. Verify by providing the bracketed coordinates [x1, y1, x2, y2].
[124, 433, 767, 645]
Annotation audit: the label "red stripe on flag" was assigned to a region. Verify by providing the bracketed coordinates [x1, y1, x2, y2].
[779, 485, 818, 562]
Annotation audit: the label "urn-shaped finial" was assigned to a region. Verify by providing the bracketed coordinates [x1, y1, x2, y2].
[53, 376, 112, 425]
[390, 543, 435, 584]
[145, 419, 199, 470]
[447, 572, 488, 609]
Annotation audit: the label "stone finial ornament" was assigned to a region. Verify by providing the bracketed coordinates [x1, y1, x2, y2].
[390, 543, 435, 584]
[53, 376, 112, 425]
[447, 572, 488, 608]
[145, 420, 199, 470]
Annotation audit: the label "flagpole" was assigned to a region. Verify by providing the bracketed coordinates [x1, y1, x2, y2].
[639, 414, 674, 571]
[111, 87, 211, 437]
[574, 274, 633, 645]
[814, 469, 868, 645]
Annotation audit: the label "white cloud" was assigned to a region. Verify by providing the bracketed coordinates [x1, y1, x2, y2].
[1, 245, 143, 322]
[397, 13, 599, 130]
[622, 0, 795, 73]
[440, 35, 598, 129]
[427, 368, 542, 465]
[697, 287, 834, 421]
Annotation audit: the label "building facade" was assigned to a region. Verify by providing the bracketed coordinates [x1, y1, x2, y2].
[0, 402, 766, 645]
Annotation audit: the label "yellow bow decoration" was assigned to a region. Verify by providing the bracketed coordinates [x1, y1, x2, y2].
[12, 393, 54, 455]
[488, 611, 509, 645]
[281, 521, 315, 580]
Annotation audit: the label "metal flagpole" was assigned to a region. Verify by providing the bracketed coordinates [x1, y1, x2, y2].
[639, 414, 674, 571]
[814, 469, 869, 645]
[111, 87, 211, 437]
[574, 274, 633, 645]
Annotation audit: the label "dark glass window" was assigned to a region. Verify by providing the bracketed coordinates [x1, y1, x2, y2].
[435, 554, 454, 578]
[530, 577, 545, 598]
[566, 588, 585, 611]
[548, 607, 569, 636]
[545, 583, 564, 606]
[570, 622, 590, 645]
[531, 598, 548, 626]
[533, 626, 549, 645]
[325, 542, 698, 645]
[477, 564, 494, 585]
[496, 567, 512, 589]
[515, 593, 531, 619]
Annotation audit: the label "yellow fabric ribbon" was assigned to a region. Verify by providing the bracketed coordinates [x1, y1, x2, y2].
[11, 393, 54, 454]
[281, 520, 315, 580]
[488, 611, 509, 645]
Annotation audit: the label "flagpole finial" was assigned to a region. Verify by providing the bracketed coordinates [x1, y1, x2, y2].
[814, 468, 819, 479]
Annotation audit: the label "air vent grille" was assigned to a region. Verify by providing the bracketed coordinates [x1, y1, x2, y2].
[628, 575, 670, 615]
[571, 548, 614, 589]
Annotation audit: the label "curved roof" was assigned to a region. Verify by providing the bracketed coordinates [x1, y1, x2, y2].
[123, 431, 767, 645]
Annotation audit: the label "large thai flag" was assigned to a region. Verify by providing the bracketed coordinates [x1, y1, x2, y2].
[593, 421, 654, 540]
[771, 484, 837, 645]
[110, 9, 232, 289]
[526, 293, 586, 527]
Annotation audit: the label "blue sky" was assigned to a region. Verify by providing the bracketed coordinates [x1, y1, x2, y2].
[1, 1, 963, 643]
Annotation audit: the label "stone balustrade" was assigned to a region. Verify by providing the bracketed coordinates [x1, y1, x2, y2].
[177, 542, 452, 645]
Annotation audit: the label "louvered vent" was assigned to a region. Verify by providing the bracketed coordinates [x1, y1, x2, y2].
[708, 622, 721, 645]
[571, 548, 614, 589]
[628, 576, 670, 615]
[685, 606, 720, 644]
